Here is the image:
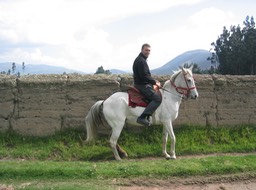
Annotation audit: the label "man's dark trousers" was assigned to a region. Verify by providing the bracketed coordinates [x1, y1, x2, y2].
[135, 84, 162, 116]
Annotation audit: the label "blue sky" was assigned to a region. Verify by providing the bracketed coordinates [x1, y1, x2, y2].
[0, 0, 255, 73]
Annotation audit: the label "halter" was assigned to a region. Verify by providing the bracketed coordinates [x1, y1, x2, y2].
[170, 71, 196, 98]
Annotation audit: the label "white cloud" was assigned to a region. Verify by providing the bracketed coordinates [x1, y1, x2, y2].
[1, 0, 246, 73]
[0, 48, 60, 66]
[189, 7, 234, 25]
[0, 0, 204, 43]
[115, 7, 238, 71]
[0, 0, 205, 72]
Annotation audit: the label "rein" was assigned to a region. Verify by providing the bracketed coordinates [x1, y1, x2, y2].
[160, 87, 184, 98]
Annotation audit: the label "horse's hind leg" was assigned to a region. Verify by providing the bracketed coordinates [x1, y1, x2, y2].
[117, 144, 128, 158]
[110, 127, 124, 161]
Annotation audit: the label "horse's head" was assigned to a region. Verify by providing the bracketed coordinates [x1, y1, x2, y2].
[170, 65, 199, 99]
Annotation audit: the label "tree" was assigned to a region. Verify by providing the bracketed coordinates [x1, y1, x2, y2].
[104, 70, 111, 75]
[207, 51, 219, 73]
[95, 66, 104, 74]
[243, 16, 256, 74]
[22, 62, 25, 74]
[184, 63, 202, 74]
[95, 66, 111, 75]
[211, 16, 256, 75]
[183, 63, 216, 74]
[12, 62, 16, 74]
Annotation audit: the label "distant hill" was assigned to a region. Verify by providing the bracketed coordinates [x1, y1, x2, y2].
[109, 49, 215, 75]
[0, 63, 86, 75]
[151, 49, 213, 75]
[109, 69, 130, 74]
[0, 49, 214, 75]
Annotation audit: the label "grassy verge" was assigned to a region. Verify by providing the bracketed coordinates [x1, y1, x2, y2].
[0, 154, 256, 189]
[0, 125, 255, 161]
[0, 125, 256, 189]
[1, 155, 256, 179]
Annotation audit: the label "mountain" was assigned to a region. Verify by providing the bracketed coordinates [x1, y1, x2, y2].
[109, 69, 129, 74]
[0, 63, 86, 75]
[151, 49, 213, 75]
[0, 49, 214, 75]
[110, 49, 215, 75]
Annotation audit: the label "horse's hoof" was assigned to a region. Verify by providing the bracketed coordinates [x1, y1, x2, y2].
[166, 156, 176, 160]
[115, 157, 122, 161]
[120, 152, 128, 158]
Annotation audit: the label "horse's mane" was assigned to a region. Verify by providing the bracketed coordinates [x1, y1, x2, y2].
[170, 69, 182, 83]
[170, 67, 193, 83]
[162, 69, 182, 89]
[163, 67, 193, 88]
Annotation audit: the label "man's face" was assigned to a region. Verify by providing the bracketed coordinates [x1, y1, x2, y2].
[141, 46, 151, 58]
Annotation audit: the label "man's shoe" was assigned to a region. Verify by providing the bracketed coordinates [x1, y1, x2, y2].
[137, 117, 151, 127]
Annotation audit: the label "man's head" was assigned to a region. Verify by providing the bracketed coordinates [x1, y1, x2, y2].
[141, 43, 151, 58]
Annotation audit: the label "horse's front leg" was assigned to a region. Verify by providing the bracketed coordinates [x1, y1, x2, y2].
[163, 121, 176, 159]
[162, 128, 171, 159]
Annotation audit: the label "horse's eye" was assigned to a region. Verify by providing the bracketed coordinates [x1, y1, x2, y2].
[187, 79, 191, 82]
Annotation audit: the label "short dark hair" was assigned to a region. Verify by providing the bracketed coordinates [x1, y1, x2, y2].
[141, 43, 151, 50]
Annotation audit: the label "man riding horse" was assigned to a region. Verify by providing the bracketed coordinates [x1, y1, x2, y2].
[133, 43, 162, 127]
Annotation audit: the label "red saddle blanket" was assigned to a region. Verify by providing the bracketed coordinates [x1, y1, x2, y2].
[127, 86, 148, 107]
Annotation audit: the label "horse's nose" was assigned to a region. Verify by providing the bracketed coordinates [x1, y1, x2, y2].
[192, 94, 198, 99]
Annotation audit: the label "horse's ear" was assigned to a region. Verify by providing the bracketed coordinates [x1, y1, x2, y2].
[189, 64, 194, 71]
[181, 67, 186, 74]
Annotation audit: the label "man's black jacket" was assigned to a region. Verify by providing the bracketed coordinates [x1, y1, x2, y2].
[133, 53, 156, 85]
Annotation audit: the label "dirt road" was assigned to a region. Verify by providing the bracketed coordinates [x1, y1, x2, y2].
[1, 153, 256, 190]
[119, 173, 256, 190]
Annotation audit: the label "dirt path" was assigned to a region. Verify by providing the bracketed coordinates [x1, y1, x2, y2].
[118, 173, 256, 190]
[1, 175, 256, 190]
[126, 152, 256, 161]
[118, 152, 256, 190]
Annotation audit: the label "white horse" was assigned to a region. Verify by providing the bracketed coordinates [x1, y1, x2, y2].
[85, 66, 198, 161]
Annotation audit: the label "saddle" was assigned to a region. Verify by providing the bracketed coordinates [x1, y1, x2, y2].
[127, 86, 149, 107]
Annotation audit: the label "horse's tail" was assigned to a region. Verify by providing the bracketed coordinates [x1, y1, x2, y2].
[85, 100, 104, 143]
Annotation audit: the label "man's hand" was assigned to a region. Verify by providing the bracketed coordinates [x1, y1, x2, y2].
[156, 81, 161, 88]
[153, 81, 161, 91]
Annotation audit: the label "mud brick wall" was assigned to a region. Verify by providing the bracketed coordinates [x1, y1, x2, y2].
[0, 74, 119, 136]
[0, 74, 255, 136]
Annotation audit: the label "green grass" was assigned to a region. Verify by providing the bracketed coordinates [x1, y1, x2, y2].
[0, 125, 256, 189]
[0, 125, 256, 161]
[1, 155, 256, 180]
[1, 155, 256, 189]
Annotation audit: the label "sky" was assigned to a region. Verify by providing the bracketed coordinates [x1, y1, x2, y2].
[0, 0, 255, 73]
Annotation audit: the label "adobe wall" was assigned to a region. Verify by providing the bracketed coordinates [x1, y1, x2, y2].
[0, 74, 255, 136]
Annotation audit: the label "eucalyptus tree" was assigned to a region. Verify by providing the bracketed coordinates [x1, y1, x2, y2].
[211, 16, 256, 75]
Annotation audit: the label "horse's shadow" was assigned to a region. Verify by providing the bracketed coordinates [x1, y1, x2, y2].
[86, 150, 127, 162]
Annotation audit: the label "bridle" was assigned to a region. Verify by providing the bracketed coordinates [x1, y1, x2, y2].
[170, 71, 196, 98]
